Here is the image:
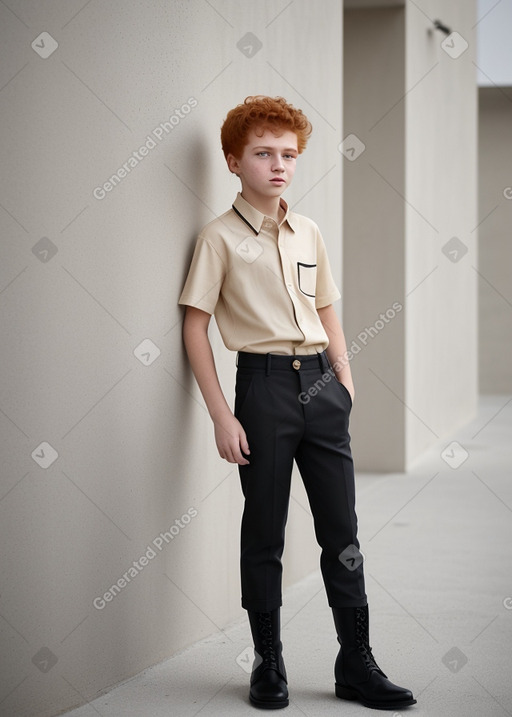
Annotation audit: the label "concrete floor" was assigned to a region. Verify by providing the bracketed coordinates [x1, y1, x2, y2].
[62, 395, 512, 717]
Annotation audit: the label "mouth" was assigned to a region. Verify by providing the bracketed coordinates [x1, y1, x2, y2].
[270, 178, 286, 184]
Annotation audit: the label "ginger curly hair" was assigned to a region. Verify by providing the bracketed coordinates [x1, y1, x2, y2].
[221, 96, 312, 159]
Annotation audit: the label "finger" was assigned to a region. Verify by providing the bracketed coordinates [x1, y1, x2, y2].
[218, 446, 234, 463]
[221, 443, 239, 464]
[233, 444, 250, 465]
[223, 445, 236, 463]
[240, 434, 250, 455]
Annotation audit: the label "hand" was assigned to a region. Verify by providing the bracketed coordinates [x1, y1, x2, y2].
[213, 413, 250, 465]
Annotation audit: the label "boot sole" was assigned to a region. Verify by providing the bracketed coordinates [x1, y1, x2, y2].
[249, 694, 289, 709]
[335, 683, 417, 710]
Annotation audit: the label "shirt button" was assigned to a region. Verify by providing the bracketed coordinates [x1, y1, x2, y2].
[292, 359, 301, 370]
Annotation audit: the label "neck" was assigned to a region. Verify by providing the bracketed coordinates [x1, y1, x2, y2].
[241, 190, 284, 223]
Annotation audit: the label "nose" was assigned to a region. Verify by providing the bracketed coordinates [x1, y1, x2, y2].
[272, 155, 285, 172]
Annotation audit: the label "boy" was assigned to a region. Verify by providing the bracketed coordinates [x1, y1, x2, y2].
[178, 96, 416, 711]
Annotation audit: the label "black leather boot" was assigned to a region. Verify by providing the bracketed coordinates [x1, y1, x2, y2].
[247, 609, 288, 709]
[332, 605, 416, 710]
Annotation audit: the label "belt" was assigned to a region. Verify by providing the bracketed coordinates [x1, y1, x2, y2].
[237, 350, 330, 375]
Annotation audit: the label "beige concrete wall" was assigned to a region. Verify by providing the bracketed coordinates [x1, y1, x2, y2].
[404, 0, 478, 464]
[343, 1, 478, 470]
[478, 86, 512, 392]
[0, 2, 342, 715]
[343, 7, 406, 472]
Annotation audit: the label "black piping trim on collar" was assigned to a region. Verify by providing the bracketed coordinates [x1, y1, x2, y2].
[232, 205, 258, 235]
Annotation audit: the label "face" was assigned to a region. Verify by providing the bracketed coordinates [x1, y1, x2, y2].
[227, 128, 298, 202]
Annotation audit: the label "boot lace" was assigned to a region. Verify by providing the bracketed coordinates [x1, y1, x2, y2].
[355, 607, 382, 674]
[258, 612, 279, 670]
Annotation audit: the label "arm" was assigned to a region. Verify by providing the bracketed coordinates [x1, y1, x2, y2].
[182, 305, 250, 465]
[317, 304, 355, 402]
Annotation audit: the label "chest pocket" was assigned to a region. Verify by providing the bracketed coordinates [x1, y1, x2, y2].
[297, 262, 317, 298]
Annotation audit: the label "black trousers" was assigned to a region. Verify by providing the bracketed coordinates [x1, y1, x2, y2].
[235, 351, 367, 612]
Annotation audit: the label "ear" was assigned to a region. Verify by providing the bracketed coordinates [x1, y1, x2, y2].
[226, 153, 240, 175]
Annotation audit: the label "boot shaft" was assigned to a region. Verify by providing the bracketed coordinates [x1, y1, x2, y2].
[332, 605, 386, 683]
[332, 604, 416, 709]
[247, 609, 287, 681]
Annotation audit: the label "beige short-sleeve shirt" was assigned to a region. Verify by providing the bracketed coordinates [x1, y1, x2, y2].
[178, 193, 341, 355]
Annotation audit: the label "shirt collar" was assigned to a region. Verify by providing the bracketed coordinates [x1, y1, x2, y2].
[232, 192, 296, 234]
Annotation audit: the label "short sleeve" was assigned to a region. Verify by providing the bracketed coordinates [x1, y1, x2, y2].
[314, 228, 341, 308]
[178, 235, 226, 315]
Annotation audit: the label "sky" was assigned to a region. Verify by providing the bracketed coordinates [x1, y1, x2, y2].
[476, 0, 512, 86]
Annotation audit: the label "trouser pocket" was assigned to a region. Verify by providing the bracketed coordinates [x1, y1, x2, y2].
[234, 370, 255, 419]
[334, 377, 353, 410]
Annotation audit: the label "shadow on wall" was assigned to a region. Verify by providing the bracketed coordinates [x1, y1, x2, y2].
[77, 133, 217, 686]
[170, 129, 215, 433]
[134, 130, 220, 654]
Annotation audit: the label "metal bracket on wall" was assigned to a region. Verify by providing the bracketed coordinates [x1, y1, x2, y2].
[433, 19, 452, 35]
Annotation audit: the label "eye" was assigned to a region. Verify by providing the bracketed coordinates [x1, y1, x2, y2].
[283, 154, 296, 160]
[257, 151, 270, 157]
